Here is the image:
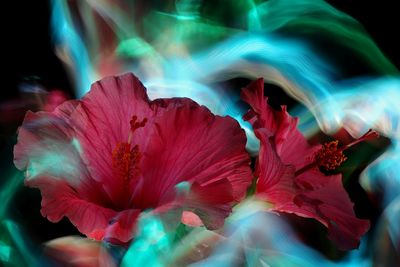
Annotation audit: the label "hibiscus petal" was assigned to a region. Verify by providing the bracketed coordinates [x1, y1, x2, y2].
[137, 98, 252, 208]
[181, 211, 204, 227]
[26, 176, 114, 235]
[185, 179, 234, 230]
[14, 103, 86, 188]
[14, 101, 112, 205]
[13, 98, 134, 241]
[70, 73, 153, 203]
[320, 204, 370, 250]
[254, 130, 296, 207]
[241, 78, 319, 169]
[297, 170, 369, 249]
[44, 236, 116, 267]
[241, 78, 276, 133]
[276, 170, 369, 250]
[102, 209, 141, 244]
[130, 98, 251, 228]
[26, 175, 140, 243]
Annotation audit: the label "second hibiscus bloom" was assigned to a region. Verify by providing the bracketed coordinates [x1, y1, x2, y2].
[241, 78, 371, 250]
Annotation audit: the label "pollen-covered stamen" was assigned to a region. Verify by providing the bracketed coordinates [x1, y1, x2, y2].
[112, 115, 148, 181]
[112, 142, 141, 181]
[295, 129, 379, 176]
[315, 141, 347, 170]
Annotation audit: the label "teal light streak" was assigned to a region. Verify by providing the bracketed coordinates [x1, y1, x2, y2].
[121, 213, 171, 267]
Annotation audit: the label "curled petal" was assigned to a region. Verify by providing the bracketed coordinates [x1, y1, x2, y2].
[242, 78, 319, 169]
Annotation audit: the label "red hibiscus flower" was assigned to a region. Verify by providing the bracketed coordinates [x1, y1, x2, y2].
[14, 73, 252, 244]
[241, 78, 372, 250]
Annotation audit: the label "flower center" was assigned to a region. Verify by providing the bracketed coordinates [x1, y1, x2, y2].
[112, 142, 141, 181]
[112, 115, 147, 181]
[295, 129, 379, 176]
[315, 140, 347, 171]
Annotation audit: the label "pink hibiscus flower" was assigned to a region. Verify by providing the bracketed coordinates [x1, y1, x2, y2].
[242, 78, 372, 250]
[14, 73, 252, 244]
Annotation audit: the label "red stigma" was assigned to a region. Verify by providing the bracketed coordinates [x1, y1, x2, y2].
[130, 116, 147, 132]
